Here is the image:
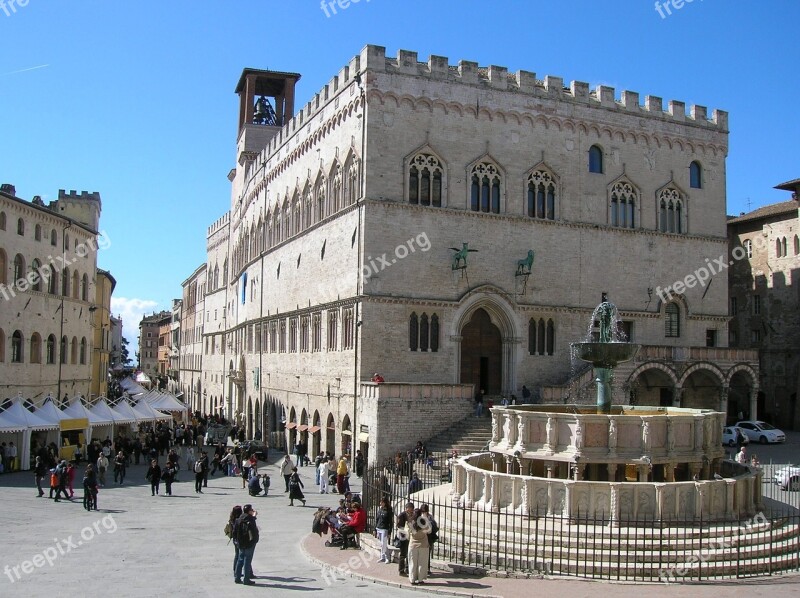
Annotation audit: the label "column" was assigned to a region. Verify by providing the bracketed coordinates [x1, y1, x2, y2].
[689, 462, 702, 481]
[749, 389, 759, 421]
[464, 470, 475, 508]
[544, 462, 555, 479]
[545, 415, 558, 454]
[719, 386, 729, 420]
[637, 464, 650, 482]
[664, 463, 675, 482]
[505, 455, 515, 475]
[607, 463, 618, 482]
[516, 414, 528, 450]
[672, 386, 683, 408]
[575, 462, 586, 481]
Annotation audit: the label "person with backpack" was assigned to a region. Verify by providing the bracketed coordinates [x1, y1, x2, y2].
[234, 504, 259, 585]
[225, 505, 249, 578]
[146, 459, 162, 496]
[420, 503, 439, 574]
[194, 455, 206, 493]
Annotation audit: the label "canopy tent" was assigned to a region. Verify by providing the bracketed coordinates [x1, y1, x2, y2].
[119, 377, 147, 395]
[110, 399, 145, 428]
[134, 371, 151, 384]
[131, 399, 171, 424]
[90, 398, 136, 425]
[144, 391, 188, 413]
[0, 397, 58, 471]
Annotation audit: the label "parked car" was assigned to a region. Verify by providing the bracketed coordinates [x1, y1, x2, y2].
[722, 426, 749, 447]
[239, 440, 268, 461]
[774, 464, 800, 491]
[734, 420, 786, 444]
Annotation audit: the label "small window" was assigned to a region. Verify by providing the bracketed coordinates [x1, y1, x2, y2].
[11, 330, 23, 363]
[0, 212, 5, 230]
[752, 295, 761, 315]
[665, 303, 680, 338]
[689, 161, 702, 189]
[729, 329, 738, 346]
[751, 329, 761, 344]
[744, 239, 753, 258]
[13, 254, 25, 282]
[705, 329, 717, 348]
[730, 297, 737, 315]
[46, 334, 56, 364]
[588, 145, 603, 173]
[50, 229, 57, 246]
[34, 224, 42, 241]
[16, 218, 24, 236]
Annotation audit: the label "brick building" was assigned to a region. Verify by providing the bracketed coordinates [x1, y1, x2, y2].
[182, 45, 759, 463]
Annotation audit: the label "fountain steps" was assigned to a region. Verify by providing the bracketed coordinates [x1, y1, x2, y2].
[423, 416, 493, 456]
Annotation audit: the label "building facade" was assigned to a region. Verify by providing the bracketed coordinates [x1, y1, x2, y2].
[179, 265, 206, 412]
[168, 299, 181, 394]
[109, 315, 123, 369]
[185, 46, 759, 463]
[90, 268, 116, 399]
[728, 179, 800, 429]
[138, 310, 170, 375]
[0, 185, 103, 403]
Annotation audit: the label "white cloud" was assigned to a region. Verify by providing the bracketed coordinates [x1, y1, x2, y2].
[110, 297, 159, 346]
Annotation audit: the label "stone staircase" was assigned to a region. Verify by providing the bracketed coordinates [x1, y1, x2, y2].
[424, 415, 492, 457]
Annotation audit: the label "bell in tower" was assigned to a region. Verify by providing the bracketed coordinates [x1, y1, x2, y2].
[235, 68, 301, 132]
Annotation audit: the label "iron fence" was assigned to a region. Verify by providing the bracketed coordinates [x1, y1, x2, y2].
[361, 452, 800, 582]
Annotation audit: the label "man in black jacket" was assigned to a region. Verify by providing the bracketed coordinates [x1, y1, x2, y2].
[234, 504, 259, 585]
[396, 501, 414, 576]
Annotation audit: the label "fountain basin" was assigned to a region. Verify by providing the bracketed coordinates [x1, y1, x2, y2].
[571, 342, 640, 368]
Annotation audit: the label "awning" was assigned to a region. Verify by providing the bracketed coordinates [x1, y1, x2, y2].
[341, 430, 352, 436]
[358, 432, 369, 442]
[308, 425, 321, 434]
[285, 422, 297, 429]
[297, 424, 309, 432]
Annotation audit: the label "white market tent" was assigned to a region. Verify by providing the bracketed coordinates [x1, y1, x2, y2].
[119, 377, 147, 395]
[0, 397, 59, 471]
[110, 399, 145, 428]
[131, 399, 171, 424]
[144, 391, 188, 414]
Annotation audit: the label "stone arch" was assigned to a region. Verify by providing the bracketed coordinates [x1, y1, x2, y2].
[725, 363, 758, 388]
[325, 412, 336, 456]
[680, 362, 725, 410]
[341, 414, 352, 456]
[452, 286, 519, 395]
[627, 363, 679, 407]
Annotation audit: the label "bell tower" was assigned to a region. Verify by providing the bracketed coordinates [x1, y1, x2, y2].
[235, 68, 301, 134]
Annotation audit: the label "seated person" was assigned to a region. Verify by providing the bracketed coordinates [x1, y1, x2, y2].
[248, 474, 263, 496]
[371, 372, 384, 383]
[338, 500, 367, 549]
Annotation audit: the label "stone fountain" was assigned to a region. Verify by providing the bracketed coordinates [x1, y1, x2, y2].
[571, 293, 639, 414]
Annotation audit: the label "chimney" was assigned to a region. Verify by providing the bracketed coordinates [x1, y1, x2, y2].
[0, 183, 16, 196]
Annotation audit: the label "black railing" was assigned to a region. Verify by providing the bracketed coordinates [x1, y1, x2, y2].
[361, 452, 800, 582]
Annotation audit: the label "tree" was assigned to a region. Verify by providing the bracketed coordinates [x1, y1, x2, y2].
[121, 337, 133, 367]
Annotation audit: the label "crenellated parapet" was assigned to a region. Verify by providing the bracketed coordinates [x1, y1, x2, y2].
[359, 45, 727, 131]
[207, 211, 230, 237]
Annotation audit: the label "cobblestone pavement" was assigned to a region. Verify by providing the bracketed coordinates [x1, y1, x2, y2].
[1, 447, 798, 598]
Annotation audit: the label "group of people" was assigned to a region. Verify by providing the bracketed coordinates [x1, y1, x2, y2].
[735, 446, 760, 467]
[376, 499, 439, 585]
[226, 504, 260, 585]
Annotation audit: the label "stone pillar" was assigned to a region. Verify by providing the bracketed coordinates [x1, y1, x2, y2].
[491, 452, 502, 473]
[545, 415, 558, 454]
[574, 462, 586, 481]
[701, 459, 711, 480]
[689, 462, 702, 481]
[607, 463, 618, 482]
[491, 411, 502, 444]
[544, 462, 555, 479]
[505, 455, 515, 475]
[672, 386, 683, 408]
[664, 463, 675, 482]
[609, 483, 620, 526]
[719, 386, 729, 421]
[489, 473, 500, 512]
[693, 416, 704, 451]
[451, 463, 466, 497]
[464, 470, 475, 508]
[504, 412, 518, 446]
[637, 464, 650, 482]
[564, 483, 572, 518]
[750, 389, 759, 421]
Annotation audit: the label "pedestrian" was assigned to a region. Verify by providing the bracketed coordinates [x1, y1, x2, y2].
[396, 502, 415, 576]
[408, 472, 423, 495]
[522, 385, 531, 404]
[34, 456, 46, 497]
[241, 455, 251, 489]
[186, 446, 195, 471]
[96, 452, 109, 486]
[355, 450, 365, 478]
[318, 458, 329, 494]
[53, 460, 70, 502]
[48, 468, 58, 499]
[288, 467, 306, 506]
[405, 507, 431, 585]
[234, 504, 259, 585]
[194, 455, 206, 493]
[336, 456, 348, 494]
[82, 464, 99, 511]
[735, 446, 747, 464]
[261, 474, 270, 496]
[66, 461, 77, 498]
[474, 389, 484, 417]
[162, 460, 177, 496]
[420, 503, 439, 573]
[375, 496, 394, 563]
[7, 441, 17, 472]
[146, 459, 162, 496]
[280, 454, 293, 492]
[226, 505, 250, 579]
[202, 451, 210, 487]
[113, 451, 127, 485]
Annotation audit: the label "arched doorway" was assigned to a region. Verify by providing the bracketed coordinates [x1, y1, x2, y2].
[681, 367, 724, 410]
[629, 366, 678, 407]
[325, 413, 335, 456]
[460, 308, 502, 396]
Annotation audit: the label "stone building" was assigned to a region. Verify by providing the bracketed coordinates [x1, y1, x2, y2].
[138, 310, 170, 376]
[184, 46, 759, 464]
[109, 315, 123, 369]
[0, 185, 103, 403]
[179, 265, 206, 411]
[168, 298, 181, 394]
[90, 268, 116, 399]
[728, 179, 800, 428]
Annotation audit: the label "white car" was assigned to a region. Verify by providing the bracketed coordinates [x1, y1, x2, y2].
[734, 420, 786, 444]
[722, 426, 749, 447]
[774, 465, 800, 491]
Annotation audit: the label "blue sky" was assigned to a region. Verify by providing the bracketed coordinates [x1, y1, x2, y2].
[1, 0, 798, 342]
